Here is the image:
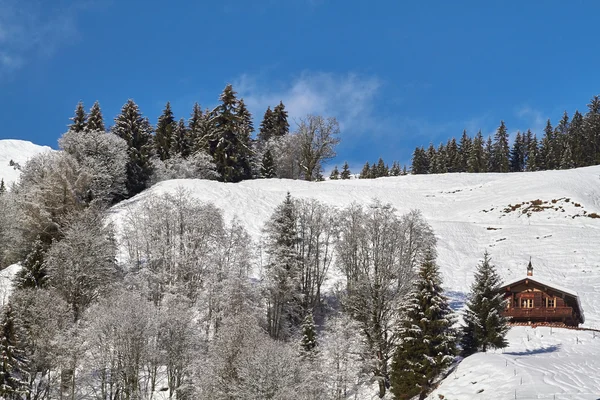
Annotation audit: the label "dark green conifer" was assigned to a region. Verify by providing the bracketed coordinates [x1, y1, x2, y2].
[509, 132, 526, 172]
[467, 131, 485, 173]
[461, 251, 509, 356]
[458, 130, 472, 172]
[492, 121, 510, 172]
[359, 162, 371, 179]
[261, 149, 276, 178]
[86, 101, 105, 132]
[0, 179, 5, 194]
[340, 162, 352, 179]
[258, 107, 275, 144]
[272, 101, 290, 138]
[155, 102, 176, 161]
[68, 101, 87, 133]
[329, 165, 340, 180]
[391, 252, 457, 400]
[171, 118, 192, 158]
[390, 161, 401, 176]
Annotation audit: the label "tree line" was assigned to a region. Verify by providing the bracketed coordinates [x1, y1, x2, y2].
[63, 84, 341, 202]
[410, 95, 600, 175]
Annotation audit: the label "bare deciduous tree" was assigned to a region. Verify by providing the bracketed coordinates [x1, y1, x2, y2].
[296, 115, 340, 181]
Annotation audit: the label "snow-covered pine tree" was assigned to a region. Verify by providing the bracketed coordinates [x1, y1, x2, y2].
[461, 250, 509, 356]
[329, 165, 340, 180]
[111, 100, 154, 198]
[560, 145, 575, 170]
[492, 121, 510, 172]
[68, 102, 87, 133]
[359, 162, 371, 179]
[15, 237, 47, 289]
[86, 101, 105, 132]
[261, 149, 276, 178]
[375, 157, 388, 177]
[0, 304, 30, 399]
[272, 101, 290, 138]
[300, 313, 318, 357]
[458, 130, 472, 172]
[171, 118, 192, 159]
[467, 131, 484, 173]
[526, 132, 539, 171]
[155, 102, 176, 161]
[446, 137, 460, 172]
[263, 192, 302, 340]
[390, 251, 457, 400]
[583, 95, 600, 166]
[390, 161, 401, 176]
[569, 111, 586, 167]
[540, 119, 557, 170]
[258, 107, 275, 144]
[484, 136, 493, 172]
[340, 161, 351, 179]
[0, 179, 5, 194]
[509, 131, 526, 172]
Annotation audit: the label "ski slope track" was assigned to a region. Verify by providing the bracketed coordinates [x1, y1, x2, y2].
[0, 139, 53, 187]
[110, 166, 600, 398]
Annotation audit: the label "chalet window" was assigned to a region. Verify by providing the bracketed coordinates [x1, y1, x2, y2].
[521, 298, 533, 308]
[547, 298, 555, 308]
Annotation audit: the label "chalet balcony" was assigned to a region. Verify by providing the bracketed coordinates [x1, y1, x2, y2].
[503, 306, 573, 320]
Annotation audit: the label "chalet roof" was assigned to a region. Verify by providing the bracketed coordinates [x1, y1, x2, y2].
[499, 276, 585, 323]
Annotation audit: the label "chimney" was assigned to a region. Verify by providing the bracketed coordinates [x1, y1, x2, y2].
[527, 258, 533, 277]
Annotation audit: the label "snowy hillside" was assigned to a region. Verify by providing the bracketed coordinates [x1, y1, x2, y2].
[110, 166, 600, 398]
[0, 139, 53, 187]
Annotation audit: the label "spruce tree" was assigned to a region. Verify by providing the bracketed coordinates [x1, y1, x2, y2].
[492, 121, 510, 172]
[584, 95, 600, 165]
[340, 161, 351, 179]
[272, 101, 290, 138]
[461, 251, 509, 356]
[0, 304, 29, 399]
[560, 146, 575, 170]
[411, 147, 429, 174]
[155, 102, 176, 161]
[111, 100, 154, 198]
[458, 130, 472, 172]
[258, 107, 275, 144]
[15, 237, 47, 289]
[188, 103, 204, 152]
[390, 161, 401, 176]
[329, 165, 340, 180]
[446, 138, 460, 172]
[209, 85, 253, 182]
[375, 157, 388, 177]
[569, 111, 585, 167]
[171, 118, 192, 158]
[0, 179, 5, 194]
[526, 133, 539, 172]
[540, 119, 557, 170]
[484, 136, 493, 172]
[402, 164, 408, 175]
[509, 131, 525, 172]
[68, 101, 87, 133]
[300, 313, 318, 356]
[467, 131, 485, 173]
[391, 252, 457, 400]
[426, 143, 437, 174]
[359, 162, 371, 179]
[261, 149, 276, 178]
[86, 101, 105, 132]
[431, 144, 448, 174]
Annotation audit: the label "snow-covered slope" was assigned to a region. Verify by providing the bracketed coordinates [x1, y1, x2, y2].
[110, 166, 600, 398]
[0, 139, 53, 187]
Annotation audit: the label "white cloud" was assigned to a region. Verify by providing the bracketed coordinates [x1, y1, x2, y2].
[516, 106, 547, 136]
[0, 0, 89, 76]
[233, 71, 381, 134]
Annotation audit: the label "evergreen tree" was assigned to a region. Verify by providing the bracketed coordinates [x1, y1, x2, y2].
[391, 252, 457, 400]
[411, 147, 429, 175]
[525, 132, 539, 172]
[86, 101, 105, 132]
[461, 251, 509, 356]
[272, 101, 290, 138]
[426, 143, 436, 174]
[359, 162, 371, 179]
[171, 118, 192, 158]
[484, 136, 493, 172]
[540, 119, 557, 170]
[458, 130, 472, 172]
[258, 107, 275, 144]
[111, 100, 154, 198]
[300, 313, 318, 356]
[155, 102, 176, 161]
[329, 165, 340, 180]
[68, 101, 87, 133]
[509, 131, 526, 172]
[569, 111, 585, 167]
[390, 161, 401, 176]
[208, 85, 253, 182]
[467, 131, 485, 173]
[584, 95, 600, 165]
[0, 179, 5, 194]
[15, 237, 47, 289]
[402, 164, 408, 175]
[0, 304, 29, 399]
[340, 161, 351, 179]
[375, 157, 388, 177]
[560, 145, 575, 170]
[492, 121, 510, 172]
[261, 148, 276, 178]
[431, 144, 448, 174]
[446, 138, 460, 172]
[264, 193, 302, 340]
[188, 103, 204, 152]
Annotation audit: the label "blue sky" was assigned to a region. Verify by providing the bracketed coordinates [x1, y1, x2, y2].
[1, 0, 599, 171]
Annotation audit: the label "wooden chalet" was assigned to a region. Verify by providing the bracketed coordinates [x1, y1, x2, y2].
[498, 261, 584, 327]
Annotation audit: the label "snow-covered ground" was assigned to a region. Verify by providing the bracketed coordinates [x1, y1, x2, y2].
[0, 139, 52, 187]
[110, 166, 600, 398]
